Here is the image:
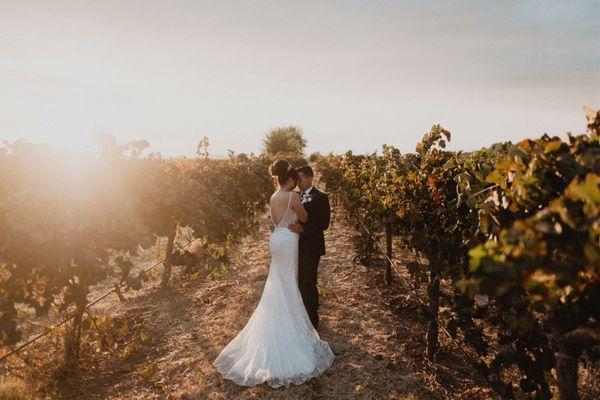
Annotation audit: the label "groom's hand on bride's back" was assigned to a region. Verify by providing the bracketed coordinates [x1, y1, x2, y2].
[288, 223, 304, 233]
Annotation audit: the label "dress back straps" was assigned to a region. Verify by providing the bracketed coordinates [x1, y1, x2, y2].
[271, 191, 294, 227]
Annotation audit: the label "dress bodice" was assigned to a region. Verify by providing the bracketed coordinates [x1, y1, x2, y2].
[276, 208, 298, 228]
[271, 191, 298, 229]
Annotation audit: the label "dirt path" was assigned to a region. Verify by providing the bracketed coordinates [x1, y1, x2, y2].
[50, 210, 496, 400]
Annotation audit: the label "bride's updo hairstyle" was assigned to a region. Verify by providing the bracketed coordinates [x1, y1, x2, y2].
[269, 159, 298, 186]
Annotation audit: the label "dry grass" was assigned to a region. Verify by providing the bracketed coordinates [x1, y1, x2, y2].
[34, 210, 494, 399]
[0, 377, 30, 400]
[6, 209, 597, 399]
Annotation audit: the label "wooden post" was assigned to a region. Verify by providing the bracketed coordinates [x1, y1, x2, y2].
[385, 221, 392, 286]
[64, 284, 87, 369]
[553, 327, 600, 400]
[556, 341, 580, 400]
[426, 257, 440, 360]
[161, 221, 178, 287]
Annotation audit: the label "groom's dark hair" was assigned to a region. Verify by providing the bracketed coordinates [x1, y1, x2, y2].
[296, 165, 313, 177]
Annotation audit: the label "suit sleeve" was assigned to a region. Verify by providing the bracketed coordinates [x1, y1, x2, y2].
[301, 194, 330, 235]
[321, 194, 330, 231]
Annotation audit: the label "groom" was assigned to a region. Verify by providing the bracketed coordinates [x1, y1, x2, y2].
[289, 165, 330, 330]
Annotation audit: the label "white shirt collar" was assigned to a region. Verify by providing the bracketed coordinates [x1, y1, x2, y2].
[304, 186, 314, 195]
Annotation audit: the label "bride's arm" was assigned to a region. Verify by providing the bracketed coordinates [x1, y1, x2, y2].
[290, 193, 308, 223]
[268, 195, 276, 232]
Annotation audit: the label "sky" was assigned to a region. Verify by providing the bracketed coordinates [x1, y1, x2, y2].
[1, 0, 598, 157]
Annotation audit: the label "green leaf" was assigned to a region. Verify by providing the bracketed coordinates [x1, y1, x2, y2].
[468, 245, 487, 272]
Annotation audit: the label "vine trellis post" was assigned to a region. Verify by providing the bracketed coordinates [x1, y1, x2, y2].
[385, 220, 393, 286]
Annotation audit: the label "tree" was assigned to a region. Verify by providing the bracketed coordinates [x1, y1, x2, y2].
[262, 126, 307, 155]
[309, 151, 322, 162]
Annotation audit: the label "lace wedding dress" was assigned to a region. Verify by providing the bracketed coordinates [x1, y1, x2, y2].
[212, 191, 335, 388]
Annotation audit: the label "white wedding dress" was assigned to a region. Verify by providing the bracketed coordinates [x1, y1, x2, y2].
[212, 191, 335, 388]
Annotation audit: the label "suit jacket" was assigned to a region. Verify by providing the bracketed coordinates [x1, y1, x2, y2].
[298, 187, 330, 257]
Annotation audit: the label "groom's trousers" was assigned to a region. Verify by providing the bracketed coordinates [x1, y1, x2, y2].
[298, 253, 320, 329]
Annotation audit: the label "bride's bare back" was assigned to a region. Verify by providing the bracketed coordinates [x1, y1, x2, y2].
[270, 190, 308, 226]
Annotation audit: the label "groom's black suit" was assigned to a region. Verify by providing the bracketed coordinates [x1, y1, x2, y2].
[298, 186, 330, 330]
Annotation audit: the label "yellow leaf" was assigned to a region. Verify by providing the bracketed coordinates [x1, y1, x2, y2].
[544, 140, 563, 153]
[121, 342, 135, 359]
[118, 322, 129, 338]
[138, 363, 157, 380]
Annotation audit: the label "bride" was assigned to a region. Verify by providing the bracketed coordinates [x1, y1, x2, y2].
[212, 159, 335, 388]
